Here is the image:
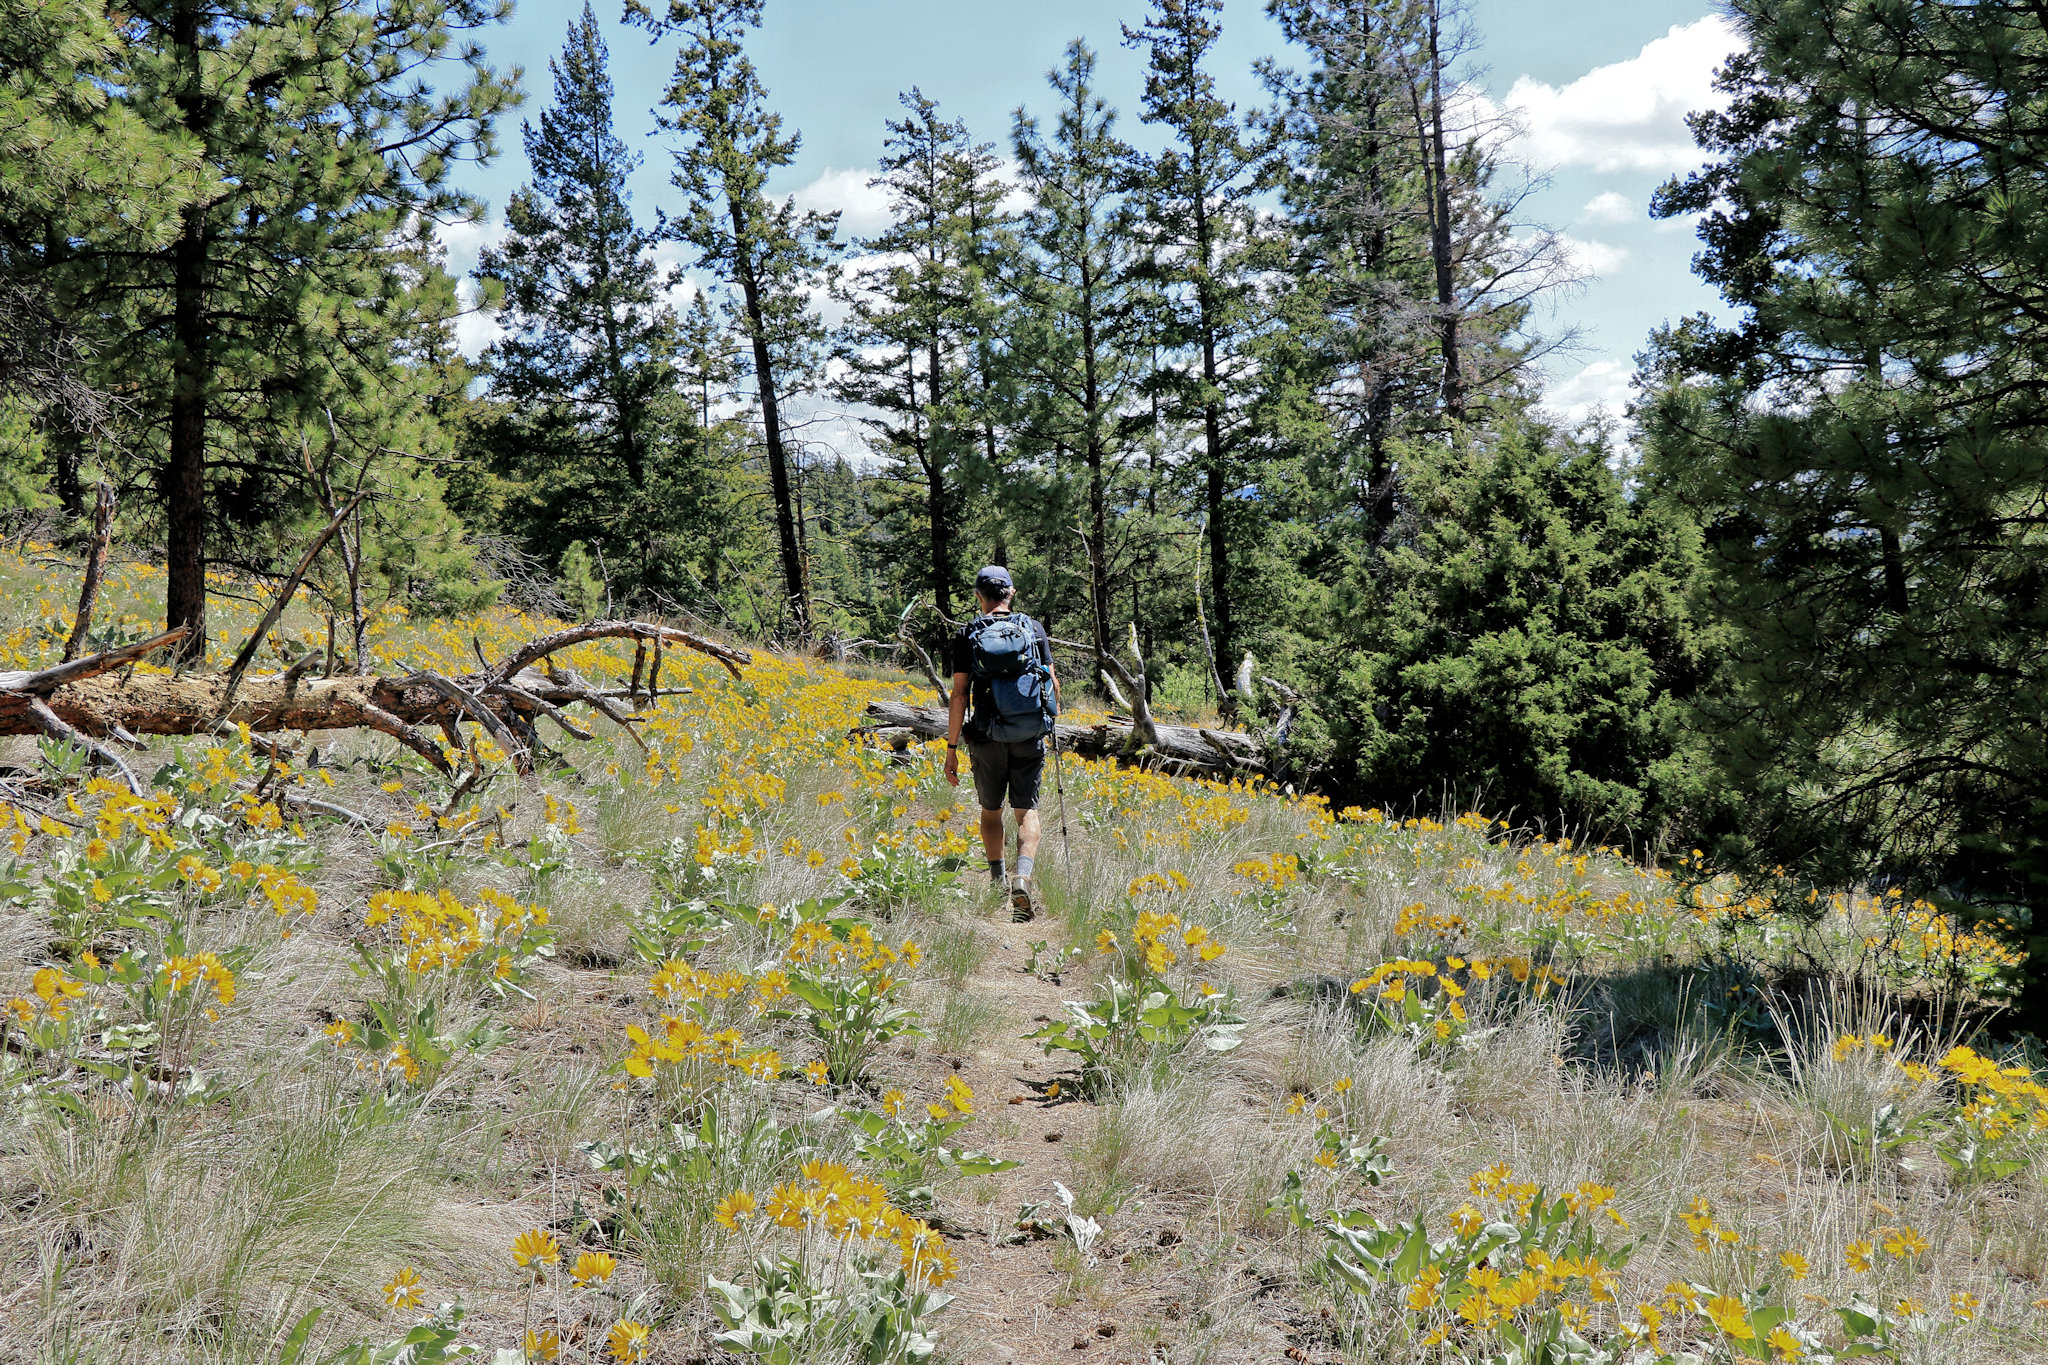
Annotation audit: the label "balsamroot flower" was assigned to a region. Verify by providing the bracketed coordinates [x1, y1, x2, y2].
[1704, 1294, 1754, 1339]
[570, 1251, 616, 1286]
[511, 1228, 560, 1275]
[714, 1190, 757, 1231]
[159, 952, 236, 1009]
[1882, 1226, 1928, 1259]
[606, 1320, 652, 1361]
[382, 1266, 424, 1309]
[31, 966, 83, 1017]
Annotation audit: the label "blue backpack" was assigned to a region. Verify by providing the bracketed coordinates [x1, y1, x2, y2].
[967, 613, 1056, 743]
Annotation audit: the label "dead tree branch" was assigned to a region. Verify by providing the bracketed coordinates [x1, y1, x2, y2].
[61, 482, 117, 664]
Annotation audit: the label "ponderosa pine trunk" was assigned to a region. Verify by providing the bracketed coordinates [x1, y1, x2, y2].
[924, 332, 955, 621]
[164, 0, 209, 665]
[1425, 0, 1462, 419]
[1081, 252, 1111, 664]
[730, 199, 809, 637]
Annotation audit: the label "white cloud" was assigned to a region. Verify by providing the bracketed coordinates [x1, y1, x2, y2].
[1506, 17, 1740, 174]
[437, 218, 511, 360]
[1540, 357, 1635, 425]
[451, 295, 504, 360]
[1580, 191, 1641, 225]
[1557, 233, 1629, 276]
[436, 215, 509, 282]
[651, 241, 705, 313]
[789, 166, 893, 239]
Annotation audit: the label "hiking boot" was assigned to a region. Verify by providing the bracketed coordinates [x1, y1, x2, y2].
[1010, 876, 1037, 923]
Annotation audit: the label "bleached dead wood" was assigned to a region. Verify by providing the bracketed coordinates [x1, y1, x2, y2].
[0, 620, 750, 782]
[857, 698, 1267, 781]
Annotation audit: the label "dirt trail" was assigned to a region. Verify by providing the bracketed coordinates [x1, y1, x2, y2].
[925, 911, 1299, 1365]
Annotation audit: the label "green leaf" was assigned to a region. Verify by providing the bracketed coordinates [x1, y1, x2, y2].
[278, 1307, 323, 1365]
[1390, 1222, 1428, 1281]
[787, 978, 835, 1012]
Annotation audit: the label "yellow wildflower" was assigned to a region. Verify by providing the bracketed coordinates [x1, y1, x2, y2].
[606, 1320, 652, 1362]
[1881, 1226, 1928, 1260]
[383, 1266, 424, 1309]
[511, 1228, 560, 1272]
[715, 1190, 757, 1231]
[570, 1251, 616, 1287]
[1705, 1294, 1754, 1339]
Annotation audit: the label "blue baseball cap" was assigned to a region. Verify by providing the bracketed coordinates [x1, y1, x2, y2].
[974, 565, 1014, 594]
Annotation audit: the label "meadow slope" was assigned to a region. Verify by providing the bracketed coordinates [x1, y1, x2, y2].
[0, 548, 2043, 1365]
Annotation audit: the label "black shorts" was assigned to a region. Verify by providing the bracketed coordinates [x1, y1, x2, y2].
[966, 738, 1044, 811]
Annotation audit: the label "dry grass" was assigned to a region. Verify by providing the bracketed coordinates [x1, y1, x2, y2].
[1, 549, 2044, 1364]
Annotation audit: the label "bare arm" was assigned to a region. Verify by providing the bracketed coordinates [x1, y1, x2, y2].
[944, 670, 969, 787]
[946, 672, 970, 746]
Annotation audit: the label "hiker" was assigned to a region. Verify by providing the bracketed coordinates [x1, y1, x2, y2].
[943, 565, 1059, 922]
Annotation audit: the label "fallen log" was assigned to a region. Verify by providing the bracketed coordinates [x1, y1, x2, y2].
[0, 620, 750, 781]
[857, 698, 1268, 782]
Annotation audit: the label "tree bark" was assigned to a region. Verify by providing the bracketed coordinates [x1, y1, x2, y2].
[1080, 250, 1112, 664]
[730, 199, 809, 637]
[164, 0, 209, 665]
[926, 317, 955, 622]
[61, 483, 117, 663]
[1424, 0, 1462, 419]
[0, 623, 750, 762]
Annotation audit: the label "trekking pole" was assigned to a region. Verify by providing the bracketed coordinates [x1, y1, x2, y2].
[1052, 727, 1071, 868]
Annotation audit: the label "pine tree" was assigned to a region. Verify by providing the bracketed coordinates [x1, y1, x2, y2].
[635, 0, 839, 638]
[36, 0, 515, 661]
[1262, 0, 1438, 538]
[474, 3, 682, 599]
[1122, 0, 1267, 683]
[1314, 419, 1712, 833]
[1640, 0, 2048, 1012]
[0, 0, 198, 513]
[1008, 40, 1151, 664]
[832, 90, 1008, 622]
[1262, 0, 1575, 539]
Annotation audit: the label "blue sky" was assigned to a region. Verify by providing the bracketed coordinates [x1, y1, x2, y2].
[443, 0, 1740, 425]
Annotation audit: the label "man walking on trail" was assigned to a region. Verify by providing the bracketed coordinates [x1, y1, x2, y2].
[944, 566, 1059, 922]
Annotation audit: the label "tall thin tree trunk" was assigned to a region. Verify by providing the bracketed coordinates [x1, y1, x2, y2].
[164, 0, 208, 664]
[926, 330, 955, 619]
[730, 206, 808, 636]
[1425, 0, 1462, 419]
[1080, 256, 1110, 664]
[1192, 184, 1232, 668]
